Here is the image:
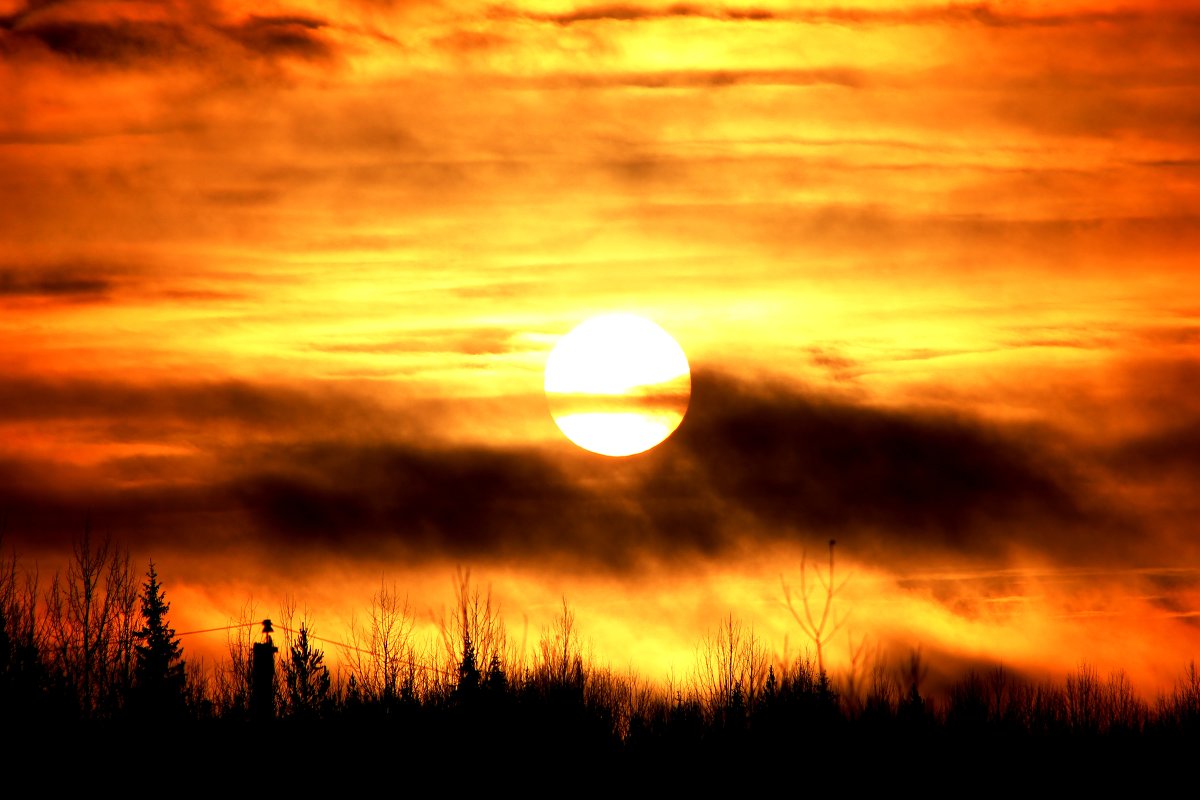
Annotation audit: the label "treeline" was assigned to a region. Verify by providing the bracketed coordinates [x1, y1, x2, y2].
[3, 534, 1200, 760]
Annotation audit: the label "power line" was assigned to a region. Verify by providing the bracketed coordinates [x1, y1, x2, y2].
[173, 619, 459, 679]
[272, 622, 371, 657]
[176, 622, 258, 637]
[272, 622, 458, 678]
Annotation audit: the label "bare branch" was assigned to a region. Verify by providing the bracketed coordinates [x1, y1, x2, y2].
[781, 539, 852, 676]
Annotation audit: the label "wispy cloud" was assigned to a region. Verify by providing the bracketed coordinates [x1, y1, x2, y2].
[494, 2, 1200, 29]
[0, 267, 112, 299]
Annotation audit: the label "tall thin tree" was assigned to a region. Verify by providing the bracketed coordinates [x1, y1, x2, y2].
[133, 561, 185, 718]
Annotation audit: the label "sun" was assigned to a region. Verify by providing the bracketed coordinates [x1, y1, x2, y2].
[544, 313, 691, 457]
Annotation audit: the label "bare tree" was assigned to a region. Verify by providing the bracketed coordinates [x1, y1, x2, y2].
[1065, 662, 1102, 734]
[781, 539, 851, 677]
[1159, 660, 1200, 732]
[0, 546, 45, 718]
[693, 614, 769, 723]
[43, 526, 137, 718]
[437, 568, 506, 693]
[898, 645, 930, 720]
[0, 546, 41, 658]
[184, 657, 215, 719]
[345, 579, 416, 704]
[584, 666, 657, 742]
[1104, 668, 1146, 733]
[213, 600, 258, 716]
[535, 597, 584, 693]
[864, 647, 899, 717]
[110, 549, 138, 704]
[839, 632, 872, 717]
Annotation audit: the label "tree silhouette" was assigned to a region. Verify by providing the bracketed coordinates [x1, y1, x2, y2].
[781, 539, 851, 677]
[344, 580, 414, 705]
[0, 548, 50, 722]
[133, 561, 185, 717]
[43, 527, 138, 719]
[694, 614, 768, 731]
[283, 623, 331, 720]
[457, 633, 480, 702]
[439, 569, 505, 694]
[485, 653, 507, 695]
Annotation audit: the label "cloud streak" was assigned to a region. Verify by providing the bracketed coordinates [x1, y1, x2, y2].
[0, 267, 112, 299]
[0, 3, 365, 70]
[3, 369, 1176, 574]
[496, 2, 1200, 29]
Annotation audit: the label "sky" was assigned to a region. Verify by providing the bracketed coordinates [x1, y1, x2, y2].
[2, 0, 1199, 692]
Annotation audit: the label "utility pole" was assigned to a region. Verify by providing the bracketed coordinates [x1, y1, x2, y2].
[251, 619, 277, 721]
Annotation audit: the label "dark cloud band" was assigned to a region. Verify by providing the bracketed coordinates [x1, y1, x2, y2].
[2, 369, 1156, 571]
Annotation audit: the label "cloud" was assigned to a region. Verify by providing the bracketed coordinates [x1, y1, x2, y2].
[511, 67, 870, 90]
[0, 455, 233, 555]
[1108, 419, 1200, 481]
[218, 15, 334, 61]
[649, 371, 1098, 560]
[230, 442, 606, 558]
[0, 267, 112, 299]
[309, 327, 518, 356]
[496, 2, 1200, 29]
[0, 369, 1133, 572]
[0, 375, 395, 434]
[7, 356, 1198, 597]
[2, 4, 338, 68]
[805, 347, 861, 382]
[9, 19, 195, 63]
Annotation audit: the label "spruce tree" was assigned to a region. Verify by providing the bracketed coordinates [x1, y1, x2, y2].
[485, 653, 507, 695]
[457, 634, 480, 701]
[284, 624, 330, 720]
[133, 561, 185, 716]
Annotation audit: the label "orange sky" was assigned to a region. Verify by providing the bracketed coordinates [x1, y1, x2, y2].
[2, 0, 1199, 694]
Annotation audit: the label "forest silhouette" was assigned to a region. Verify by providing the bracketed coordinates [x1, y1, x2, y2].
[2, 531, 1198, 779]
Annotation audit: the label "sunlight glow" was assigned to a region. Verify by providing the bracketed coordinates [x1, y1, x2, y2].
[545, 314, 691, 456]
[553, 412, 681, 458]
[545, 314, 690, 395]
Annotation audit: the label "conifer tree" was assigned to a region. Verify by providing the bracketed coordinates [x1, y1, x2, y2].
[457, 634, 480, 701]
[133, 561, 185, 716]
[283, 623, 330, 720]
[485, 653, 507, 695]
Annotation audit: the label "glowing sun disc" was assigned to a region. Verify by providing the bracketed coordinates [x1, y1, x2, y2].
[545, 314, 691, 457]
